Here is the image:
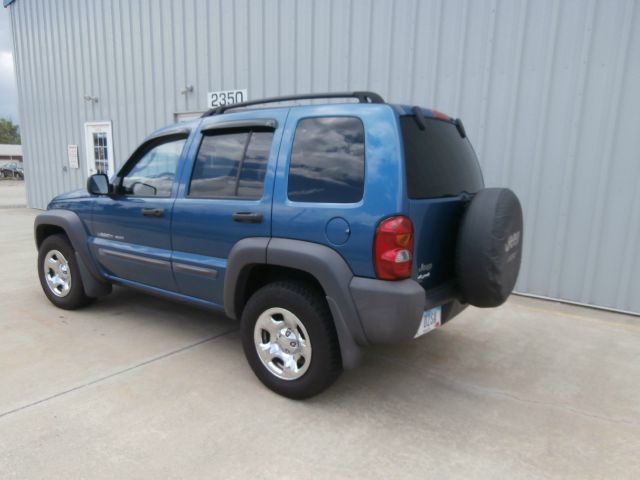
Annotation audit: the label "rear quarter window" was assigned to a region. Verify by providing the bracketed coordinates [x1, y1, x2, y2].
[400, 116, 484, 199]
[287, 116, 365, 203]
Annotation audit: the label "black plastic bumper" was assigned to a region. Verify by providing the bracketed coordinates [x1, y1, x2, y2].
[349, 277, 467, 344]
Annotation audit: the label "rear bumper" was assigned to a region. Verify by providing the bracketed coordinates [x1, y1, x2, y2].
[349, 277, 467, 344]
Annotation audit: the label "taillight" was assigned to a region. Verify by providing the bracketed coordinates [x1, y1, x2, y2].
[374, 216, 414, 280]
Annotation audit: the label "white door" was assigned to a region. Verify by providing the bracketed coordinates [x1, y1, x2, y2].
[84, 121, 115, 176]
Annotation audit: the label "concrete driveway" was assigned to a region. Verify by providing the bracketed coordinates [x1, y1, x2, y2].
[0, 179, 26, 208]
[1, 206, 639, 479]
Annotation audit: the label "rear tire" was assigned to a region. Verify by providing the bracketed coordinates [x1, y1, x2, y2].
[241, 281, 342, 399]
[38, 234, 94, 310]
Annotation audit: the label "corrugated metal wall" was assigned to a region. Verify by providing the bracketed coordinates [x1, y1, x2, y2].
[9, 0, 640, 313]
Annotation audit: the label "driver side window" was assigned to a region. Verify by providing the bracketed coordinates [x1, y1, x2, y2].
[121, 138, 186, 197]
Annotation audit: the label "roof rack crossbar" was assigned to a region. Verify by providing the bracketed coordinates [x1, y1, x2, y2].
[201, 91, 384, 117]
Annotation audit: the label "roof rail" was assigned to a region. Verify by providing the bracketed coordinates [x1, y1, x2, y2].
[201, 91, 385, 117]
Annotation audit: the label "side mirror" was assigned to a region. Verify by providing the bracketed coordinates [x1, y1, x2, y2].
[87, 173, 110, 195]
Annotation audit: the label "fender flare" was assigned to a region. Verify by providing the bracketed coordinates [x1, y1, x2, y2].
[224, 237, 366, 369]
[34, 210, 112, 297]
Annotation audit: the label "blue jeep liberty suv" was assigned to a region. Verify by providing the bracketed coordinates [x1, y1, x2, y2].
[35, 92, 523, 398]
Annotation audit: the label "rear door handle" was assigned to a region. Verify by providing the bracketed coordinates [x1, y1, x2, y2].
[142, 208, 164, 218]
[232, 212, 263, 224]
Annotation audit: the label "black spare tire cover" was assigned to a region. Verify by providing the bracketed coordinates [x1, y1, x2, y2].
[455, 188, 523, 308]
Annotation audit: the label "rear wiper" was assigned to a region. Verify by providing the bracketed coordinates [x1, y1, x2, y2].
[411, 106, 426, 131]
[455, 118, 467, 138]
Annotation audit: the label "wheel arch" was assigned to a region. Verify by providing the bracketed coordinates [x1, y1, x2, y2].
[34, 210, 111, 297]
[234, 264, 326, 317]
[35, 224, 67, 249]
[225, 237, 366, 369]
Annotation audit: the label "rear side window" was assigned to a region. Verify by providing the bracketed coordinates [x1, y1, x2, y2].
[288, 117, 365, 203]
[189, 130, 273, 199]
[400, 116, 484, 199]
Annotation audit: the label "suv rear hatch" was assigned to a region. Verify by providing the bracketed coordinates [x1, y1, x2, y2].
[400, 112, 484, 295]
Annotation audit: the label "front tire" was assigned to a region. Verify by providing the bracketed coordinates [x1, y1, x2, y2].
[241, 281, 342, 399]
[38, 234, 94, 310]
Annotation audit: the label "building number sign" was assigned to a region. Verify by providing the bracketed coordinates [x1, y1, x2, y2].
[207, 89, 248, 108]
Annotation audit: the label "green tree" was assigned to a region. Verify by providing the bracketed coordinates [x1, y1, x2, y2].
[0, 118, 21, 144]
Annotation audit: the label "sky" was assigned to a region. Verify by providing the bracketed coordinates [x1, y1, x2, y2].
[0, 5, 19, 124]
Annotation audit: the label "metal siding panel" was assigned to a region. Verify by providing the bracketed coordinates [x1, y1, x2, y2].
[32, 0, 51, 208]
[548, 0, 598, 300]
[160, 0, 178, 120]
[181, 0, 198, 115]
[234, 0, 246, 89]
[105, 0, 121, 167]
[128, 1, 144, 146]
[10, 2, 34, 206]
[613, 0, 640, 312]
[387, 0, 415, 102]
[368, 0, 393, 97]
[412, 0, 443, 107]
[47, 2, 63, 193]
[153, 0, 165, 122]
[62, 0, 79, 186]
[349, 0, 373, 93]
[457, 1, 497, 173]
[311, 0, 331, 92]
[498, 0, 528, 188]
[219, 0, 235, 89]
[433, 0, 462, 114]
[522, 0, 582, 296]
[20, 0, 36, 207]
[58, 0, 74, 190]
[113, 0, 129, 167]
[139, 0, 155, 128]
[90, 1, 104, 122]
[279, 0, 296, 93]
[194, 0, 209, 112]
[212, 0, 225, 91]
[8, 0, 640, 313]
[481, 0, 521, 191]
[328, 0, 348, 92]
[515, 0, 562, 294]
[581, 0, 637, 309]
[181, 0, 195, 114]
[473, 0, 498, 160]
[247, 0, 265, 98]
[294, 0, 312, 93]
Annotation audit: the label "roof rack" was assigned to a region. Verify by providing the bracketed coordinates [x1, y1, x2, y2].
[201, 91, 385, 117]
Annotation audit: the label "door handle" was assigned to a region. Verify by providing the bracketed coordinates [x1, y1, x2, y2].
[142, 208, 164, 217]
[232, 212, 263, 224]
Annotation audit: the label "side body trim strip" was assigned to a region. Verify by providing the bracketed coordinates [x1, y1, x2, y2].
[173, 262, 218, 279]
[98, 248, 171, 268]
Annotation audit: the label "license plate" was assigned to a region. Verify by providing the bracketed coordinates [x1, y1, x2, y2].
[415, 306, 442, 338]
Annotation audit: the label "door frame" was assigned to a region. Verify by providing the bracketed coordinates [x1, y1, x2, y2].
[84, 121, 115, 177]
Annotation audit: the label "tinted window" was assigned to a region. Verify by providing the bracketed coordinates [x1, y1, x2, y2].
[288, 117, 365, 203]
[121, 138, 186, 197]
[400, 116, 484, 199]
[189, 130, 273, 199]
